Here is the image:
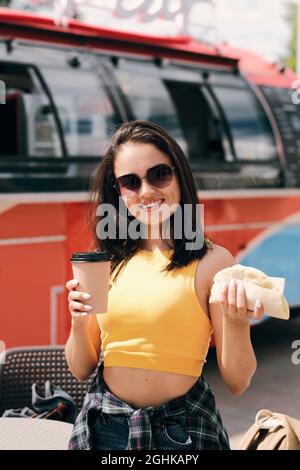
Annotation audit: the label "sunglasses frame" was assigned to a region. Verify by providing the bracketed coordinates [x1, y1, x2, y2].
[114, 163, 176, 198]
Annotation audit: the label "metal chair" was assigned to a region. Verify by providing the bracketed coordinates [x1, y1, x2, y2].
[0, 345, 97, 417]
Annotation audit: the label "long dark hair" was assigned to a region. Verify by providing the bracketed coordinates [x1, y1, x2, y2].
[87, 120, 213, 281]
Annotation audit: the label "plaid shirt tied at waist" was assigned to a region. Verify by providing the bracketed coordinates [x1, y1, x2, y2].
[68, 365, 230, 450]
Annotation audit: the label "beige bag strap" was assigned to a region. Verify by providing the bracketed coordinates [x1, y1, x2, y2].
[239, 410, 285, 450]
[255, 409, 282, 429]
[261, 410, 300, 449]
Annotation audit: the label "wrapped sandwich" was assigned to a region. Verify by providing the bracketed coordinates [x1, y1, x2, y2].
[209, 264, 289, 320]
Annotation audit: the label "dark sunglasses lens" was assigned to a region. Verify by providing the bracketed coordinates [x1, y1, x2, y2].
[117, 174, 140, 196]
[148, 164, 173, 188]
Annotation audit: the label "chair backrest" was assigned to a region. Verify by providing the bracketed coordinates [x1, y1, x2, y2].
[0, 345, 96, 416]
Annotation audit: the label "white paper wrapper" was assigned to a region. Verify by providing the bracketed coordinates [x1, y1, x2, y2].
[209, 264, 289, 320]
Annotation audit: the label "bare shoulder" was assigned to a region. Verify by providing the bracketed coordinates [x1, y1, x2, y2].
[196, 243, 235, 290]
[207, 243, 235, 268]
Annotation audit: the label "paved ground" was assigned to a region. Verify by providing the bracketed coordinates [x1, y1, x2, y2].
[203, 315, 300, 449]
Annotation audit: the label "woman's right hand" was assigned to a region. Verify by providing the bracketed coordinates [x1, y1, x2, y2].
[66, 279, 93, 320]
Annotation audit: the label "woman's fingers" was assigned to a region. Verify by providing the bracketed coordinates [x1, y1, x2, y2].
[236, 281, 246, 313]
[219, 279, 264, 323]
[220, 282, 228, 315]
[69, 300, 93, 313]
[222, 280, 255, 321]
[68, 290, 91, 302]
[227, 279, 237, 316]
[253, 298, 264, 320]
[66, 279, 93, 318]
[66, 279, 79, 291]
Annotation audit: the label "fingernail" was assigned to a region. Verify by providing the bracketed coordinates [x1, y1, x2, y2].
[83, 293, 91, 300]
[72, 280, 78, 286]
[84, 304, 93, 310]
[255, 298, 262, 309]
[230, 279, 235, 287]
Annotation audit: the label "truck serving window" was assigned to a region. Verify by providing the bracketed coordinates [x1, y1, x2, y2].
[0, 63, 61, 157]
[212, 78, 277, 162]
[114, 61, 228, 163]
[40, 56, 123, 157]
[164, 80, 226, 163]
[114, 62, 188, 154]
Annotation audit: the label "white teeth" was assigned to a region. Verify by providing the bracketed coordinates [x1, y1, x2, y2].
[142, 199, 163, 209]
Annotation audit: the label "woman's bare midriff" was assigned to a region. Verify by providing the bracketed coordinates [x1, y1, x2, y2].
[102, 366, 199, 408]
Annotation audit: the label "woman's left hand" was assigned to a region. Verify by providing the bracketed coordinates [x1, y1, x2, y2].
[220, 279, 264, 324]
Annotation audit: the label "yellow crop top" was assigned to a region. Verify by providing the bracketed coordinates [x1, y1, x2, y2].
[96, 249, 212, 377]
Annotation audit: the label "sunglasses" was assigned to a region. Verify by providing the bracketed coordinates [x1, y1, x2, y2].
[114, 163, 176, 198]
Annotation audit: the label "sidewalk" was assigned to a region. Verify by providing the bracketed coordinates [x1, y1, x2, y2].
[204, 316, 300, 449]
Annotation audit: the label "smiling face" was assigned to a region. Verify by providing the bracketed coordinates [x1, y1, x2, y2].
[114, 142, 181, 227]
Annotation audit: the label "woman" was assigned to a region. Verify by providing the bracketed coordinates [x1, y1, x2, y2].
[65, 120, 264, 450]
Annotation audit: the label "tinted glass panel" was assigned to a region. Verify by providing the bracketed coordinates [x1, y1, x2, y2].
[115, 66, 187, 154]
[41, 58, 122, 156]
[213, 85, 277, 161]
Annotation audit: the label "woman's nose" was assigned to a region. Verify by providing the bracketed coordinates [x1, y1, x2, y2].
[139, 178, 156, 198]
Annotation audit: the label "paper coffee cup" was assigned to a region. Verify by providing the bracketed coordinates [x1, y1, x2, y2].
[70, 251, 112, 314]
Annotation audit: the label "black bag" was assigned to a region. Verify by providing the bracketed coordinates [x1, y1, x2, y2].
[2, 380, 78, 424]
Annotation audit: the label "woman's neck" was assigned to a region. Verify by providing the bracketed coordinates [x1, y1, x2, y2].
[141, 242, 172, 252]
[140, 223, 173, 252]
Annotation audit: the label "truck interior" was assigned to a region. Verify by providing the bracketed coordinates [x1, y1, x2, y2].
[0, 63, 30, 157]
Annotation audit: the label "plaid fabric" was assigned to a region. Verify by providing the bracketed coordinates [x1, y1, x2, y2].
[68, 364, 230, 450]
